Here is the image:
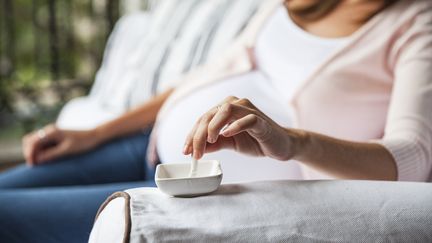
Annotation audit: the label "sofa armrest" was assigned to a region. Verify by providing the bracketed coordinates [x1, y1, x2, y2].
[90, 180, 432, 242]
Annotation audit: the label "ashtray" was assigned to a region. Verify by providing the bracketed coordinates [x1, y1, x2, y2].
[155, 160, 223, 197]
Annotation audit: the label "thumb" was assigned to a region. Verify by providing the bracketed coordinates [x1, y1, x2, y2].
[35, 142, 69, 164]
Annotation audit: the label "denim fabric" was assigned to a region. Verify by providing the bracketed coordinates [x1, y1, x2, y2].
[0, 131, 156, 243]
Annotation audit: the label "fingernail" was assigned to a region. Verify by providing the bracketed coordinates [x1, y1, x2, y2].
[193, 150, 201, 159]
[183, 144, 189, 154]
[222, 129, 231, 136]
[207, 136, 216, 143]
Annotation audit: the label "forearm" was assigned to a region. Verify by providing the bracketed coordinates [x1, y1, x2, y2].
[292, 129, 397, 180]
[93, 88, 173, 143]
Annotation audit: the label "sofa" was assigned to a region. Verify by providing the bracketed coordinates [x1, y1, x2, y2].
[89, 180, 432, 242]
[52, 1, 431, 242]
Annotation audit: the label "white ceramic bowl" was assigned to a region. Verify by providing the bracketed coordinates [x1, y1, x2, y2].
[155, 160, 223, 197]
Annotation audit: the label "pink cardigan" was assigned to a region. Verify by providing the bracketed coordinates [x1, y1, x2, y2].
[152, 0, 432, 182]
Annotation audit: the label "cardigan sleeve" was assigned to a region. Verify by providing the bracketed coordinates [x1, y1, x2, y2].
[376, 8, 432, 181]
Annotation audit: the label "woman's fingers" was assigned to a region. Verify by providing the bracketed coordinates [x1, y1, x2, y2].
[23, 134, 39, 165]
[205, 136, 234, 153]
[207, 103, 256, 144]
[183, 107, 218, 155]
[183, 97, 238, 156]
[205, 96, 239, 142]
[28, 139, 42, 166]
[221, 96, 239, 105]
[193, 105, 255, 159]
[222, 114, 268, 139]
[206, 104, 232, 143]
[35, 142, 69, 164]
[185, 96, 264, 159]
[192, 112, 216, 159]
[183, 119, 200, 155]
[24, 125, 62, 166]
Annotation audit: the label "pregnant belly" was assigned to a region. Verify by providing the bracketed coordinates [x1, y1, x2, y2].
[156, 71, 303, 183]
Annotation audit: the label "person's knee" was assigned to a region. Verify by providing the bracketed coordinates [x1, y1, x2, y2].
[0, 189, 93, 243]
[0, 191, 32, 242]
[0, 165, 30, 189]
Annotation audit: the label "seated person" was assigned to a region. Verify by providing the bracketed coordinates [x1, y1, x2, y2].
[1, 0, 431, 242]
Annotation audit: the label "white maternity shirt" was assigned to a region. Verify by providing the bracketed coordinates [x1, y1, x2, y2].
[157, 7, 349, 183]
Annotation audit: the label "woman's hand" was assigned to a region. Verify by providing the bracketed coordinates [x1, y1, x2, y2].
[184, 96, 398, 180]
[183, 96, 304, 160]
[22, 124, 101, 166]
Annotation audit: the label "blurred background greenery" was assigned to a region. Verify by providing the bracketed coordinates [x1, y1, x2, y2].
[0, 0, 150, 166]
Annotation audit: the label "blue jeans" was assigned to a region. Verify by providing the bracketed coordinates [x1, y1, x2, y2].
[0, 131, 155, 243]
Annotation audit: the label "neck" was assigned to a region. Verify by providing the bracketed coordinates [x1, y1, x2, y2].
[284, 0, 388, 38]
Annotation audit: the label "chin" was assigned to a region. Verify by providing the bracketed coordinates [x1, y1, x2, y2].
[284, 0, 320, 11]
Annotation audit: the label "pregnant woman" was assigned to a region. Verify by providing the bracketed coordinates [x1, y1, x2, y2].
[1, 0, 431, 242]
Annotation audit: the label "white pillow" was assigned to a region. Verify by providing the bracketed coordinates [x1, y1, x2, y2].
[89, 12, 152, 113]
[125, 0, 264, 108]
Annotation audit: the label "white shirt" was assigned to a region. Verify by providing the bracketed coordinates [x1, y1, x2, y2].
[157, 7, 348, 183]
[255, 7, 349, 103]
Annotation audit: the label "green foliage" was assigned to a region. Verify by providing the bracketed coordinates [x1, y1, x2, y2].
[0, 0, 120, 137]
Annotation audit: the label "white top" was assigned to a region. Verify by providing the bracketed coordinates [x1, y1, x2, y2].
[157, 7, 349, 183]
[255, 7, 349, 102]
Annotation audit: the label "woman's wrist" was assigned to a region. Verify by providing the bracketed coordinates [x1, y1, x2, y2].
[91, 126, 110, 146]
[284, 128, 310, 161]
